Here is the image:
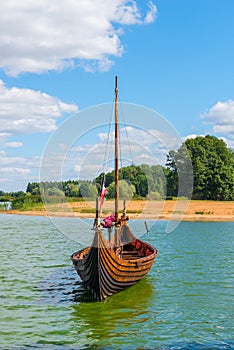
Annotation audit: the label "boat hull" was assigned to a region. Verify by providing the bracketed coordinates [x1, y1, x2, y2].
[71, 225, 158, 301]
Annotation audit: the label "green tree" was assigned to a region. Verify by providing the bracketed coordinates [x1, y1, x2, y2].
[63, 182, 79, 197]
[95, 164, 167, 198]
[79, 182, 98, 199]
[26, 182, 40, 195]
[47, 187, 64, 197]
[186, 135, 234, 200]
[167, 135, 234, 200]
[166, 150, 178, 197]
[107, 180, 135, 199]
[151, 164, 167, 197]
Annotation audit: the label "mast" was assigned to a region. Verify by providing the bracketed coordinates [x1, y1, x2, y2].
[114, 76, 119, 223]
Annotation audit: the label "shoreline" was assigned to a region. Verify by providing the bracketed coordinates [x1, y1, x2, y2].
[1, 200, 234, 222]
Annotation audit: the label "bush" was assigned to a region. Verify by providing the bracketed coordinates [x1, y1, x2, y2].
[11, 194, 43, 210]
[147, 191, 163, 200]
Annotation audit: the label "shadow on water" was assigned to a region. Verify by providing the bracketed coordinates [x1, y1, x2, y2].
[39, 264, 157, 304]
[39, 265, 156, 305]
[38, 266, 95, 304]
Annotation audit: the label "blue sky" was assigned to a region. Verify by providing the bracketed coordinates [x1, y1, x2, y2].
[0, 0, 234, 191]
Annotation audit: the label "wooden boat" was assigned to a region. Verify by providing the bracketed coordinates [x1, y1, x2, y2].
[71, 77, 158, 301]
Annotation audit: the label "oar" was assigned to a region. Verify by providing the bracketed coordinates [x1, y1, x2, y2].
[144, 221, 149, 234]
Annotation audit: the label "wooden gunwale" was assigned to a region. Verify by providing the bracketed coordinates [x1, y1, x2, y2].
[71, 229, 157, 285]
[100, 238, 156, 272]
[72, 230, 157, 268]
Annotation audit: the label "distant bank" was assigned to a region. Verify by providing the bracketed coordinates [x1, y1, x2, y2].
[1, 200, 233, 222]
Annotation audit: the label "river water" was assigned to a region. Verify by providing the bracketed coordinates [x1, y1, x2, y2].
[0, 214, 233, 349]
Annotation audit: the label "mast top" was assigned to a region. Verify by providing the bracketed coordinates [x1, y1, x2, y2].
[114, 76, 119, 223]
[115, 76, 118, 91]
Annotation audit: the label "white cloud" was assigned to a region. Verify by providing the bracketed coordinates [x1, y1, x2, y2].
[182, 134, 205, 142]
[202, 100, 234, 140]
[99, 126, 161, 145]
[4, 142, 23, 148]
[99, 126, 182, 152]
[0, 80, 78, 134]
[0, 151, 31, 167]
[144, 1, 158, 24]
[182, 134, 234, 150]
[0, 0, 157, 76]
[0, 150, 41, 191]
[213, 124, 234, 134]
[220, 137, 234, 149]
[0, 133, 11, 142]
[73, 125, 179, 180]
[1, 167, 30, 175]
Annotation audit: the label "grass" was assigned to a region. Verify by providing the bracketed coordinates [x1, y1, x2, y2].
[78, 208, 96, 214]
[195, 211, 214, 215]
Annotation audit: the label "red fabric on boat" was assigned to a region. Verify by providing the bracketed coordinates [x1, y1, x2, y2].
[102, 214, 115, 228]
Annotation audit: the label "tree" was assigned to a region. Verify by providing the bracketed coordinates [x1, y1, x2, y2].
[63, 182, 79, 197]
[167, 135, 234, 200]
[26, 182, 40, 195]
[79, 182, 98, 199]
[136, 174, 148, 197]
[187, 136, 234, 200]
[107, 180, 135, 199]
[95, 164, 167, 198]
[151, 165, 167, 197]
[47, 187, 64, 197]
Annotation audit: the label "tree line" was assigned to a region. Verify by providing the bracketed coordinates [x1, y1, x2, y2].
[1, 135, 233, 209]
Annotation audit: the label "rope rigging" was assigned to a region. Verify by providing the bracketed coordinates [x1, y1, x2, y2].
[98, 97, 142, 216]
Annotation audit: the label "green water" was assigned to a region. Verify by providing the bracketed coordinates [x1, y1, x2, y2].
[0, 214, 233, 349]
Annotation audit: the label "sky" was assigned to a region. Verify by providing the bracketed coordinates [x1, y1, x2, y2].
[0, 0, 234, 192]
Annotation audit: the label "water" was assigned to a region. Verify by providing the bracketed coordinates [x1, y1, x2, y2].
[0, 214, 233, 349]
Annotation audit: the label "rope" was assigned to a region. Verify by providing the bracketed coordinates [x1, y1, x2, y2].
[100, 100, 115, 186]
[118, 103, 141, 197]
[98, 100, 115, 217]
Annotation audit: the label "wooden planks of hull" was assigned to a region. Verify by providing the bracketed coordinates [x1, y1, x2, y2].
[71, 225, 158, 301]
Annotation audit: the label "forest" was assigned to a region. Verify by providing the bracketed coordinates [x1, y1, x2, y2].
[1, 135, 233, 210]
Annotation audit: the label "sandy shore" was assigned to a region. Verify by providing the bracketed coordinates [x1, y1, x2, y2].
[1, 200, 234, 222]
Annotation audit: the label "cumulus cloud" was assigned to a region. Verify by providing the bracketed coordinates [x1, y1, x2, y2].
[99, 126, 182, 153]
[4, 142, 23, 148]
[0, 150, 31, 167]
[181, 134, 234, 150]
[1, 167, 30, 175]
[0, 0, 157, 76]
[0, 150, 41, 191]
[0, 133, 11, 142]
[144, 1, 158, 24]
[220, 136, 234, 149]
[202, 100, 234, 139]
[182, 134, 205, 142]
[93, 125, 183, 172]
[0, 80, 78, 134]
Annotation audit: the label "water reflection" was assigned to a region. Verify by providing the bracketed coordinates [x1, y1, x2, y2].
[70, 277, 155, 346]
[39, 266, 156, 347]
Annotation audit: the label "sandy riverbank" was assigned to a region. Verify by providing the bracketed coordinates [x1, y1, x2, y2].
[1, 200, 234, 222]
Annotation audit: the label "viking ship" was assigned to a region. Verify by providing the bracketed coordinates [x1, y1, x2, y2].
[71, 77, 158, 301]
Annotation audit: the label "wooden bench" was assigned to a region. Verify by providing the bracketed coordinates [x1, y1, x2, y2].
[121, 250, 144, 259]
